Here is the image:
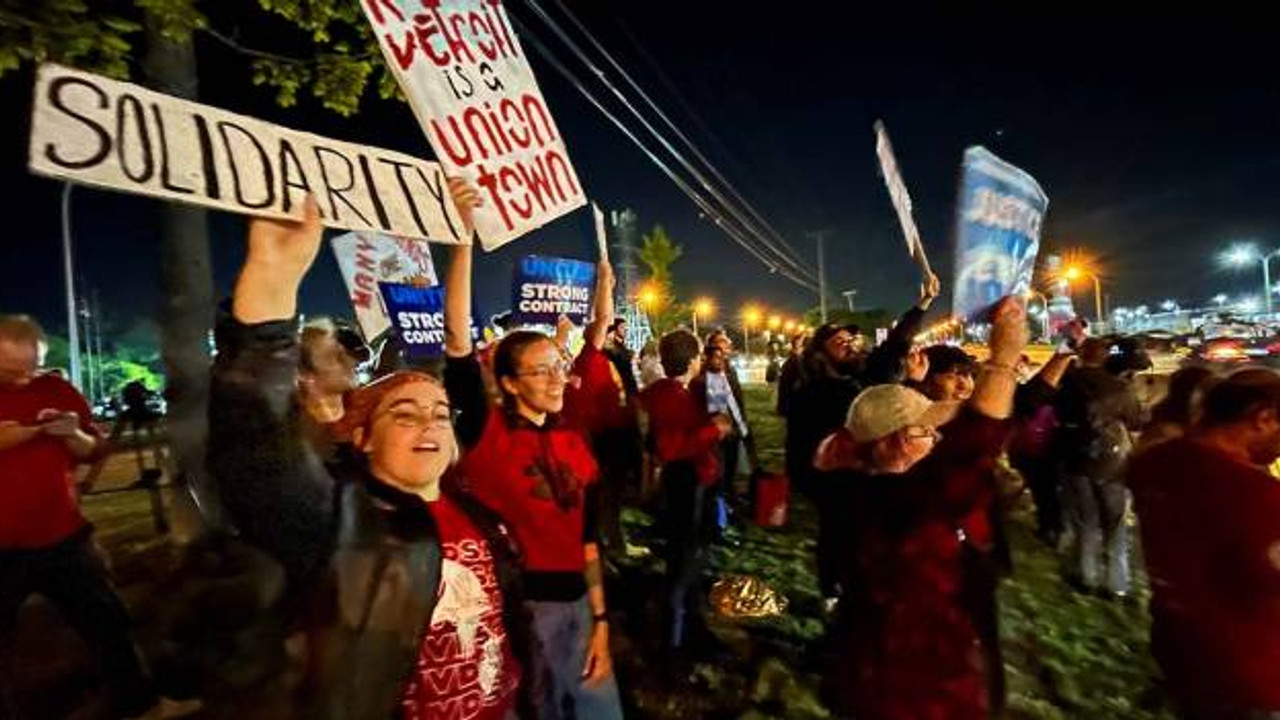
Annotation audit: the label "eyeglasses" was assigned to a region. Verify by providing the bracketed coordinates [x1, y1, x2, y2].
[517, 361, 573, 382]
[903, 426, 942, 443]
[378, 401, 458, 431]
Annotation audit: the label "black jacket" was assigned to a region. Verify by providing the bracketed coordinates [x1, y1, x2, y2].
[1053, 365, 1146, 480]
[208, 316, 532, 719]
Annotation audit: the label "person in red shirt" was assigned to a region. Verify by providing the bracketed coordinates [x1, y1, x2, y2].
[442, 234, 624, 720]
[641, 329, 733, 650]
[209, 186, 530, 719]
[0, 314, 172, 719]
[814, 297, 1027, 720]
[1129, 368, 1280, 720]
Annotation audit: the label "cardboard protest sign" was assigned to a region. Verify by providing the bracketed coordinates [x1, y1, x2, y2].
[332, 232, 438, 340]
[379, 282, 480, 359]
[951, 147, 1048, 321]
[511, 255, 595, 326]
[362, 0, 586, 250]
[874, 120, 931, 276]
[29, 63, 468, 243]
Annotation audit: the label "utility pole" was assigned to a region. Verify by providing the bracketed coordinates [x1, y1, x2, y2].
[60, 183, 82, 390]
[810, 230, 829, 322]
[842, 289, 858, 312]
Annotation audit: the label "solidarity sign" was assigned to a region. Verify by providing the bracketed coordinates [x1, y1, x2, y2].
[28, 64, 469, 244]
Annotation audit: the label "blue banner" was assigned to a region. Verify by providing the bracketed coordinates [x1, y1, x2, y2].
[379, 282, 478, 359]
[951, 147, 1048, 321]
[511, 255, 596, 326]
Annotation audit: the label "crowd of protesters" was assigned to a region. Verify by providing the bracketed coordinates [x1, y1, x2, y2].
[5, 182, 1280, 720]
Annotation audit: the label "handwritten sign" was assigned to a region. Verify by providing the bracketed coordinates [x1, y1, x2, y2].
[951, 147, 1048, 321]
[511, 255, 595, 325]
[874, 120, 931, 276]
[362, 0, 586, 249]
[332, 232, 438, 340]
[28, 63, 467, 243]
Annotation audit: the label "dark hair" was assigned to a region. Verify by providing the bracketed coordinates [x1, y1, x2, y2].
[659, 329, 701, 378]
[704, 328, 728, 348]
[1151, 366, 1215, 427]
[1201, 368, 1280, 428]
[493, 330, 552, 395]
[1105, 337, 1152, 375]
[608, 318, 627, 333]
[924, 344, 975, 378]
[808, 324, 843, 355]
[842, 324, 862, 337]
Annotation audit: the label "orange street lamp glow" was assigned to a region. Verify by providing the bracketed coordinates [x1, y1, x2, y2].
[693, 298, 715, 318]
[742, 306, 762, 327]
[784, 320, 796, 333]
[637, 282, 660, 308]
[768, 315, 782, 330]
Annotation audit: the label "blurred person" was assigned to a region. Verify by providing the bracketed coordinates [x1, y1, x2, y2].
[817, 297, 1029, 720]
[443, 242, 624, 720]
[603, 318, 639, 399]
[785, 274, 940, 606]
[920, 345, 977, 402]
[1054, 337, 1149, 598]
[1138, 365, 1216, 451]
[692, 330, 760, 535]
[774, 332, 806, 418]
[641, 330, 733, 650]
[1130, 368, 1280, 720]
[638, 341, 663, 388]
[562, 274, 641, 559]
[209, 188, 531, 720]
[0, 314, 195, 720]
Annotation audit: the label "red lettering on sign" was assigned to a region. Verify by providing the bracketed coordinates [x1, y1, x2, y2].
[364, 0, 404, 25]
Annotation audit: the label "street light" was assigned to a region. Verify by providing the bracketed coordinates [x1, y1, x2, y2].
[1213, 293, 1229, 307]
[768, 315, 782, 331]
[1064, 265, 1104, 325]
[1160, 299, 1178, 313]
[1221, 242, 1280, 316]
[692, 297, 715, 337]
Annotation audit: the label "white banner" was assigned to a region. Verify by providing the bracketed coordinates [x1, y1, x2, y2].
[873, 120, 932, 276]
[28, 63, 469, 244]
[362, 0, 587, 250]
[331, 231, 438, 340]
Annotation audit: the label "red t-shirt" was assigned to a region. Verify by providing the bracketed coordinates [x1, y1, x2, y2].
[0, 374, 97, 548]
[563, 344, 633, 435]
[401, 496, 519, 720]
[458, 410, 599, 575]
[1130, 438, 1280, 710]
[640, 378, 721, 486]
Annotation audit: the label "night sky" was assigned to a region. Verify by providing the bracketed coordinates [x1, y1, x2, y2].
[3, 2, 1278, 343]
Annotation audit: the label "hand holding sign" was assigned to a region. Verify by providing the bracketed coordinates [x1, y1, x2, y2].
[918, 272, 941, 311]
[447, 177, 483, 241]
[235, 196, 323, 323]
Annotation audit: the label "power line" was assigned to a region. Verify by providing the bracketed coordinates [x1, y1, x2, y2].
[542, 0, 819, 278]
[510, 13, 819, 291]
[543, 0, 816, 277]
[522, 0, 817, 282]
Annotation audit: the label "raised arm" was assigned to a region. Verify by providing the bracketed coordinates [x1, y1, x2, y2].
[211, 198, 334, 581]
[440, 179, 491, 449]
[970, 297, 1030, 421]
[583, 261, 615, 351]
[862, 273, 940, 385]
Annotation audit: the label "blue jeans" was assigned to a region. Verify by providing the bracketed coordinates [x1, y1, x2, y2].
[525, 596, 624, 720]
[1064, 475, 1131, 594]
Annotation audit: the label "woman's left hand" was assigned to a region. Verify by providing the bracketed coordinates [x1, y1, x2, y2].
[581, 621, 613, 686]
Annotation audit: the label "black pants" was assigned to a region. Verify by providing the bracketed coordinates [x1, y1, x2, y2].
[815, 474, 855, 599]
[1, 529, 155, 718]
[591, 426, 642, 554]
[1015, 455, 1064, 543]
[661, 464, 716, 649]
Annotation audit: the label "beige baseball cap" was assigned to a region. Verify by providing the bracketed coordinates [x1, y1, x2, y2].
[845, 384, 959, 443]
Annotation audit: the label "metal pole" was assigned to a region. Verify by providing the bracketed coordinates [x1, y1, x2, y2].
[816, 233, 828, 322]
[743, 325, 751, 363]
[1092, 275, 1104, 325]
[692, 310, 699, 338]
[60, 183, 82, 390]
[1263, 254, 1274, 317]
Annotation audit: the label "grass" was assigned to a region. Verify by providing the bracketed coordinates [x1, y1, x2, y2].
[52, 386, 1175, 719]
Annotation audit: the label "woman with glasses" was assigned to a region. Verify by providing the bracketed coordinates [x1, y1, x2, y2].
[815, 298, 1030, 720]
[208, 183, 533, 720]
[442, 221, 625, 720]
